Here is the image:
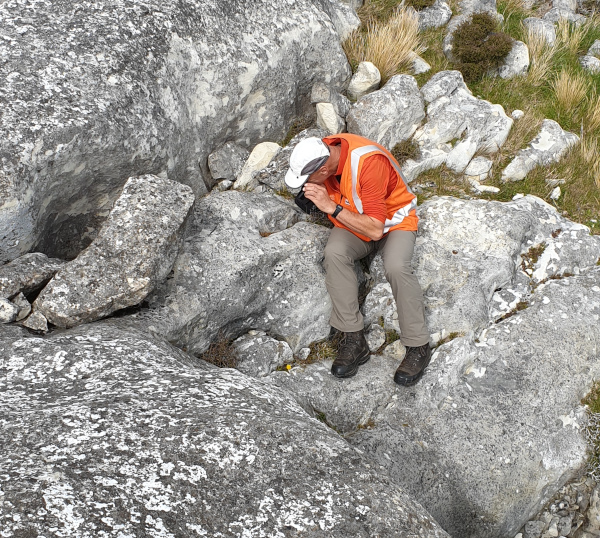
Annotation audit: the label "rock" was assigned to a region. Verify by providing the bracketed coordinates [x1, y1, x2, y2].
[418, 0, 453, 30]
[254, 128, 329, 192]
[311, 82, 352, 119]
[0, 0, 351, 263]
[20, 310, 48, 332]
[232, 332, 294, 377]
[580, 55, 600, 74]
[12, 292, 31, 322]
[208, 142, 250, 182]
[366, 323, 386, 351]
[215, 179, 234, 191]
[234, 142, 281, 190]
[472, 183, 500, 193]
[502, 120, 579, 182]
[347, 75, 425, 149]
[512, 109, 525, 120]
[543, 8, 587, 24]
[35, 175, 194, 328]
[340, 0, 365, 9]
[284, 266, 600, 538]
[589, 40, 600, 56]
[297, 347, 311, 361]
[363, 195, 600, 338]
[402, 146, 451, 182]
[0, 297, 18, 323]
[464, 156, 493, 182]
[415, 71, 512, 164]
[412, 54, 432, 75]
[495, 40, 530, 79]
[586, 487, 600, 530]
[523, 17, 557, 46]
[553, 0, 577, 11]
[121, 190, 332, 354]
[0, 324, 450, 537]
[525, 520, 546, 538]
[550, 186, 561, 200]
[457, 0, 500, 15]
[0, 252, 64, 299]
[319, 0, 361, 40]
[347, 61, 381, 101]
[316, 102, 346, 134]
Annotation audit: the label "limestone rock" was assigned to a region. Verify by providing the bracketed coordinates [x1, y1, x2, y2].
[234, 142, 281, 190]
[402, 146, 451, 182]
[418, 0, 453, 30]
[215, 179, 234, 191]
[0, 298, 18, 323]
[311, 82, 352, 119]
[366, 323, 386, 351]
[0, 252, 64, 299]
[512, 109, 525, 120]
[232, 331, 294, 377]
[316, 102, 346, 134]
[502, 120, 579, 182]
[412, 54, 432, 75]
[457, 0, 499, 15]
[543, 7, 587, 24]
[589, 40, 600, 56]
[35, 175, 194, 328]
[319, 0, 361, 40]
[0, 324, 450, 537]
[208, 142, 250, 182]
[464, 156, 493, 182]
[347, 61, 381, 101]
[255, 128, 329, 193]
[420, 70, 468, 104]
[12, 292, 31, 322]
[445, 138, 479, 173]
[20, 311, 48, 333]
[580, 55, 600, 74]
[0, 0, 351, 262]
[553, 0, 577, 10]
[347, 75, 425, 149]
[276, 266, 600, 537]
[523, 17, 557, 45]
[121, 190, 331, 354]
[495, 40, 530, 79]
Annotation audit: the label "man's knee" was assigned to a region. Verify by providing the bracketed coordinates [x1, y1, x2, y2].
[383, 258, 413, 282]
[324, 240, 354, 268]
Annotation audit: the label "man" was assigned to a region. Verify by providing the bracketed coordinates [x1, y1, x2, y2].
[285, 134, 431, 386]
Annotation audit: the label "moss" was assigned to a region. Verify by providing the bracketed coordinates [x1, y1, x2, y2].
[356, 0, 405, 26]
[405, 0, 436, 10]
[274, 187, 295, 200]
[391, 139, 420, 165]
[385, 329, 400, 345]
[436, 331, 465, 346]
[356, 418, 376, 430]
[199, 332, 237, 368]
[452, 13, 514, 82]
[521, 243, 547, 273]
[496, 300, 529, 322]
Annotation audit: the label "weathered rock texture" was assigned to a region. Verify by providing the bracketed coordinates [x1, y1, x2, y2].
[0, 252, 64, 299]
[35, 175, 194, 328]
[0, 0, 351, 262]
[232, 331, 294, 377]
[0, 324, 450, 537]
[122, 190, 332, 354]
[271, 195, 600, 537]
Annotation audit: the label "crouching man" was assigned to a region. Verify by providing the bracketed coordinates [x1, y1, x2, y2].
[285, 134, 431, 386]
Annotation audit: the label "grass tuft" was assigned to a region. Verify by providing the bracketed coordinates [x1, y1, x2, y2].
[551, 69, 589, 118]
[199, 332, 237, 368]
[343, 7, 424, 83]
[391, 139, 420, 165]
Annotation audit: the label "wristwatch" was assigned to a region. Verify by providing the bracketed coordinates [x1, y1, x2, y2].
[332, 204, 343, 219]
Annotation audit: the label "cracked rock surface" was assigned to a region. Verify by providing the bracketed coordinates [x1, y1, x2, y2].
[0, 324, 450, 537]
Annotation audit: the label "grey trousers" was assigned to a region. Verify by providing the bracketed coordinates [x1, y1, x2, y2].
[323, 227, 429, 347]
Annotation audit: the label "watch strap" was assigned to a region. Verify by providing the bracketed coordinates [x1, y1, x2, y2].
[332, 204, 343, 219]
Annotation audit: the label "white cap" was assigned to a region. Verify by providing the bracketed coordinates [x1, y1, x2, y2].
[284, 137, 330, 189]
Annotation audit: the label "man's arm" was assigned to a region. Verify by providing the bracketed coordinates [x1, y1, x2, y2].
[302, 183, 385, 241]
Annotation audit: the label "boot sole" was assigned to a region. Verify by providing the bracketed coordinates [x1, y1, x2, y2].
[332, 350, 371, 379]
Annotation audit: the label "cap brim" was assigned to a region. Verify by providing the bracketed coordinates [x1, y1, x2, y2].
[284, 169, 309, 189]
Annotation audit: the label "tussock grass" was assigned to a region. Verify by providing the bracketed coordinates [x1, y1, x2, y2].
[551, 69, 589, 117]
[556, 18, 591, 55]
[525, 28, 558, 85]
[357, 0, 404, 26]
[343, 7, 424, 83]
[586, 92, 600, 133]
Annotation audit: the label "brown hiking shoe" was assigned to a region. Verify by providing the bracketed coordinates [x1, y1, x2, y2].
[331, 330, 370, 378]
[394, 343, 432, 386]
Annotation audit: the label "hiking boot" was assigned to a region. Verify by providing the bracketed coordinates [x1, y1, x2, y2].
[394, 343, 432, 387]
[331, 330, 370, 378]
[327, 326, 343, 347]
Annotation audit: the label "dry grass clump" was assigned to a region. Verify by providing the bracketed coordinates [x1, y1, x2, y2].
[586, 92, 600, 133]
[405, 0, 436, 10]
[501, 0, 534, 16]
[578, 136, 600, 189]
[199, 332, 237, 368]
[524, 28, 558, 85]
[343, 7, 424, 83]
[391, 139, 420, 165]
[556, 17, 591, 54]
[551, 69, 589, 114]
[357, 0, 404, 26]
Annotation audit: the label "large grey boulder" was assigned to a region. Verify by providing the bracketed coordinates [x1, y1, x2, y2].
[413, 71, 512, 175]
[502, 119, 579, 181]
[270, 239, 600, 538]
[495, 40, 530, 79]
[0, 324, 450, 537]
[543, 7, 587, 24]
[208, 142, 250, 182]
[35, 175, 194, 328]
[0, 0, 351, 262]
[311, 82, 352, 119]
[347, 75, 425, 149]
[0, 252, 64, 299]
[232, 330, 294, 377]
[122, 190, 332, 354]
[362, 195, 600, 339]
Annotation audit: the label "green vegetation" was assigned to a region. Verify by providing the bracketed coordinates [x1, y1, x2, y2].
[452, 13, 514, 82]
[521, 243, 547, 273]
[496, 300, 529, 322]
[406, 0, 436, 11]
[436, 331, 465, 346]
[391, 139, 420, 165]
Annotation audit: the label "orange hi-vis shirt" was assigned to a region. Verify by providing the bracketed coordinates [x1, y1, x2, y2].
[322, 134, 418, 242]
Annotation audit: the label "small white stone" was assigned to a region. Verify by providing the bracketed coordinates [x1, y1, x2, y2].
[550, 186, 561, 200]
[0, 297, 18, 323]
[297, 347, 311, 361]
[21, 311, 48, 332]
[512, 110, 524, 120]
[411, 54, 431, 75]
[316, 102, 345, 134]
[347, 61, 381, 101]
[234, 142, 281, 190]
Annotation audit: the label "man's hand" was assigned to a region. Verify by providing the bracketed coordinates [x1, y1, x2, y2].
[303, 183, 384, 241]
[303, 183, 336, 214]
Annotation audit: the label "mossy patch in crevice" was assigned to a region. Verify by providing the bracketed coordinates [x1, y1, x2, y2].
[496, 300, 529, 322]
[521, 243, 547, 274]
[391, 139, 420, 165]
[199, 332, 237, 368]
[452, 12, 514, 82]
[436, 331, 465, 346]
